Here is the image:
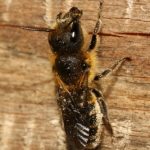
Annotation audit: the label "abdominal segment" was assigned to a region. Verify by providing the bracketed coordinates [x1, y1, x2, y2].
[57, 87, 103, 149]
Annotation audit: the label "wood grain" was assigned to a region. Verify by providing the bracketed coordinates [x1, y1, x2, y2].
[0, 0, 150, 150]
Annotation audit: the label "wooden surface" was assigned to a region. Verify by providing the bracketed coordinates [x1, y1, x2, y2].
[0, 0, 150, 150]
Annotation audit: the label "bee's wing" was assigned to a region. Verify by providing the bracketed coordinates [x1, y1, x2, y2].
[75, 72, 90, 147]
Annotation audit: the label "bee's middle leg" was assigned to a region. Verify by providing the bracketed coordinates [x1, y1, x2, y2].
[94, 57, 131, 81]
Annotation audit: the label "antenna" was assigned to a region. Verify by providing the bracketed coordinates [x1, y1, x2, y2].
[0, 24, 55, 32]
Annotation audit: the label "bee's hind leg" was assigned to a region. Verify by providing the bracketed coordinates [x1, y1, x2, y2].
[92, 88, 113, 135]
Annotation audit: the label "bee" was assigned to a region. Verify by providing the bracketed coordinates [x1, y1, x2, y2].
[0, 0, 130, 149]
[48, 2, 130, 150]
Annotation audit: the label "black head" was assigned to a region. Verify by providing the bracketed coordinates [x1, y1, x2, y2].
[48, 7, 83, 55]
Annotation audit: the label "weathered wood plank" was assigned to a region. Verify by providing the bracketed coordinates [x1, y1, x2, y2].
[0, 0, 150, 150]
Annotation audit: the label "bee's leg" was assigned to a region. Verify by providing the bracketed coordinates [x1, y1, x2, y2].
[88, 0, 103, 50]
[99, 97, 113, 135]
[92, 88, 113, 135]
[94, 57, 131, 81]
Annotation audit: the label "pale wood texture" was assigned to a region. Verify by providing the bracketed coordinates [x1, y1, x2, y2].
[0, 0, 150, 150]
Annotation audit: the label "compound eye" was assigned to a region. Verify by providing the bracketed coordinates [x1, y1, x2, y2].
[71, 31, 76, 40]
[70, 21, 79, 42]
[82, 62, 89, 71]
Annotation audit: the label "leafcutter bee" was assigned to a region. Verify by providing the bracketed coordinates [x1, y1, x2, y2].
[0, 0, 130, 149]
[48, 2, 130, 149]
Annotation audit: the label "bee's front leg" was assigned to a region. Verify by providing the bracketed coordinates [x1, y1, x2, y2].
[94, 57, 131, 81]
[88, 0, 103, 51]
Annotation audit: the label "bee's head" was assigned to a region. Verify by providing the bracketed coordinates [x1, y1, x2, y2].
[48, 7, 83, 55]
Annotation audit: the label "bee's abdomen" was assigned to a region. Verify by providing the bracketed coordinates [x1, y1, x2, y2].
[58, 89, 103, 149]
